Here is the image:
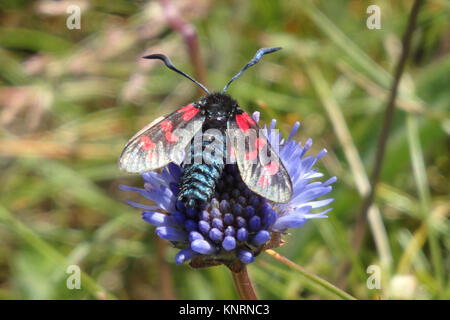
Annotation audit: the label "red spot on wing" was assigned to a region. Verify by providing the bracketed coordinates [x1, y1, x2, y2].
[263, 161, 279, 176]
[245, 150, 258, 161]
[178, 104, 194, 113]
[255, 137, 267, 151]
[257, 161, 279, 187]
[257, 176, 270, 188]
[243, 112, 256, 125]
[165, 131, 178, 143]
[160, 119, 177, 142]
[244, 137, 266, 161]
[236, 113, 255, 132]
[161, 120, 173, 132]
[140, 136, 155, 150]
[178, 104, 199, 121]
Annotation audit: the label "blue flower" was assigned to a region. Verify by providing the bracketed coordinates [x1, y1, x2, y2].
[120, 112, 335, 270]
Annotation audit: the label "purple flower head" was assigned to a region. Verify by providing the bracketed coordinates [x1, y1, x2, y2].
[120, 113, 335, 271]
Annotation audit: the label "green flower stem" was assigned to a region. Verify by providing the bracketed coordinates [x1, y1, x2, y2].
[265, 249, 356, 300]
[231, 266, 258, 300]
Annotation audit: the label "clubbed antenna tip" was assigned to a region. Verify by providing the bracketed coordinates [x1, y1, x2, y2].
[222, 47, 282, 93]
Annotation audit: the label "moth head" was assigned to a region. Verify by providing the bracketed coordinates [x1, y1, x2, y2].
[202, 93, 237, 122]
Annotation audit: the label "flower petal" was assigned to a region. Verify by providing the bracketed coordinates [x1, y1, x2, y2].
[251, 230, 270, 246]
[168, 162, 183, 181]
[155, 226, 187, 241]
[271, 214, 307, 231]
[125, 200, 158, 210]
[251, 111, 260, 123]
[142, 211, 176, 227]
[236, 228, 248, 242]
[286, 121, 300, 143]
[271, 206, 312, 231]
[191, 239, 217, 254]
[222, 236, 236, 251]
[299, 198, 334, 209]
[189, 231, 204, 242]
[238, 249, 254, 264]
[175, 248, 197, 265]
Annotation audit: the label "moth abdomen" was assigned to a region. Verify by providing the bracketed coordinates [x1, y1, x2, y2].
[177, 130, 226, 208]
[177, 164, 223, 207]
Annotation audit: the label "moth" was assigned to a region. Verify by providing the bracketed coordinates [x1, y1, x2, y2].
[119, 47, 292, 207]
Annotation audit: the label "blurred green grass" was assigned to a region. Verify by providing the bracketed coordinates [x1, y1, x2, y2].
[0, 0, 448, 299]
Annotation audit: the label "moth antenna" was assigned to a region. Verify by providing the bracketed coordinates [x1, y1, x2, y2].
[143, 54, 210, 94]
[222, 47, 282, 93]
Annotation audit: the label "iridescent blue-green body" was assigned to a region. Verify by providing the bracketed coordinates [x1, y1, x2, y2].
[177, 93, 238, 208]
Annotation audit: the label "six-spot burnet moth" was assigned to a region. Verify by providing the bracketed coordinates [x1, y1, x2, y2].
[119, 47, 293, 207]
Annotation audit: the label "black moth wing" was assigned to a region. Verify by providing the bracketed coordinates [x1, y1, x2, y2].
[119, 104, 204, 173]
[227, 112, 293, 203]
